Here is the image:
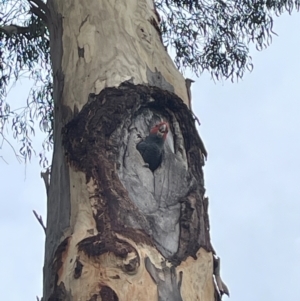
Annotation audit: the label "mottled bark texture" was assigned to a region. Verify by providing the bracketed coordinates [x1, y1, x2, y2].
[64, 83, 210, 262]
[45, 83, 216, 301]
[43, 0, 225, 300]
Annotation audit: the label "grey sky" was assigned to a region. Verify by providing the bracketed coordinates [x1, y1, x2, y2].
[193, 13, 300, 301]
[0, 12, 299, 301]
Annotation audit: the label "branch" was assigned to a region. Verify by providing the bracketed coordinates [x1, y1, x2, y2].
[0, 156, 8, 164]
[29, 0, 49, 15]
[0, 133, 23, 163]
[33, 210, 46, 233]
[1, 1, 49, 33]
[28, 0, 50, 23]
[30, 5, 47, 23]
[0, 25, 31, 36]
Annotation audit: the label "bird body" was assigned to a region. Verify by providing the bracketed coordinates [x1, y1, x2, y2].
[137, 122, 168, 172]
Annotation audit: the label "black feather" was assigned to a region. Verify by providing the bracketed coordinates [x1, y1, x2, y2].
[137, 135, 164, 172]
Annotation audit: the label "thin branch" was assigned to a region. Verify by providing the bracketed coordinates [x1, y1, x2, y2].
[28, 0, 50, 23]
[0, 156, 8, 164]
[0, 25, 31, 36]
[0, 133, 23, 163]
[28, 0, 49, 15]
[30, 5, 47, 23]
[1, 1, 19, 22]
[33, 210, 46, 233]
[1, 1, 49, 34]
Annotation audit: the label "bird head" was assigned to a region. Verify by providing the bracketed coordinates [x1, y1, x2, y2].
[150, 121, 169, 140]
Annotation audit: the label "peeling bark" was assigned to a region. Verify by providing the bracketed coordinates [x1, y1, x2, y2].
[145, 257, 183, 301]
[62, 83, 209, 261]
[43, 0, 225, 300]
[45, 83, 214, 300]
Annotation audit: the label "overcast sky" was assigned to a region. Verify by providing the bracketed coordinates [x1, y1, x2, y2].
[0, 11, 299, 301]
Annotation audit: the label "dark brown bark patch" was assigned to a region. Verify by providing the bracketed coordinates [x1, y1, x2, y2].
[99, 286, 119, 301]
[78, 234, 140, 274]
[46, 237, 70, 301]
[78, 234, 138, 260]
[74, 257, 83, 279]
[124, 256, 139, 273]
[54, 237, 70, 279]
[88, 295, 98, 301]
[62, 82, 211, 263]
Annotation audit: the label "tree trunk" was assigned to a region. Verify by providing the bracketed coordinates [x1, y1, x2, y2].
[44, 0, 219, 300]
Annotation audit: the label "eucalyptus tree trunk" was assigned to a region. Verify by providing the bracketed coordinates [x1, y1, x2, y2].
[44, 0, 220, 300]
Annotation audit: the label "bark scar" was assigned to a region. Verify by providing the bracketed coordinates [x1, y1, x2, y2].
[145, 257, 183, 301]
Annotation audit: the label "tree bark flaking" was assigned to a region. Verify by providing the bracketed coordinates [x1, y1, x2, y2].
[43, 0, 221, 299]
[78, 234, 140, 274]
[44, 82, 217, 301]
[62, 82, 211, 262]
[100, 286, 119, 301]
[145, 257, 183, 301]
[48, 237, 70, 301]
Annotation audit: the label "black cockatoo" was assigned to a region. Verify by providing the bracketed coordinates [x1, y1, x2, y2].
[136, 121, 169, 172]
